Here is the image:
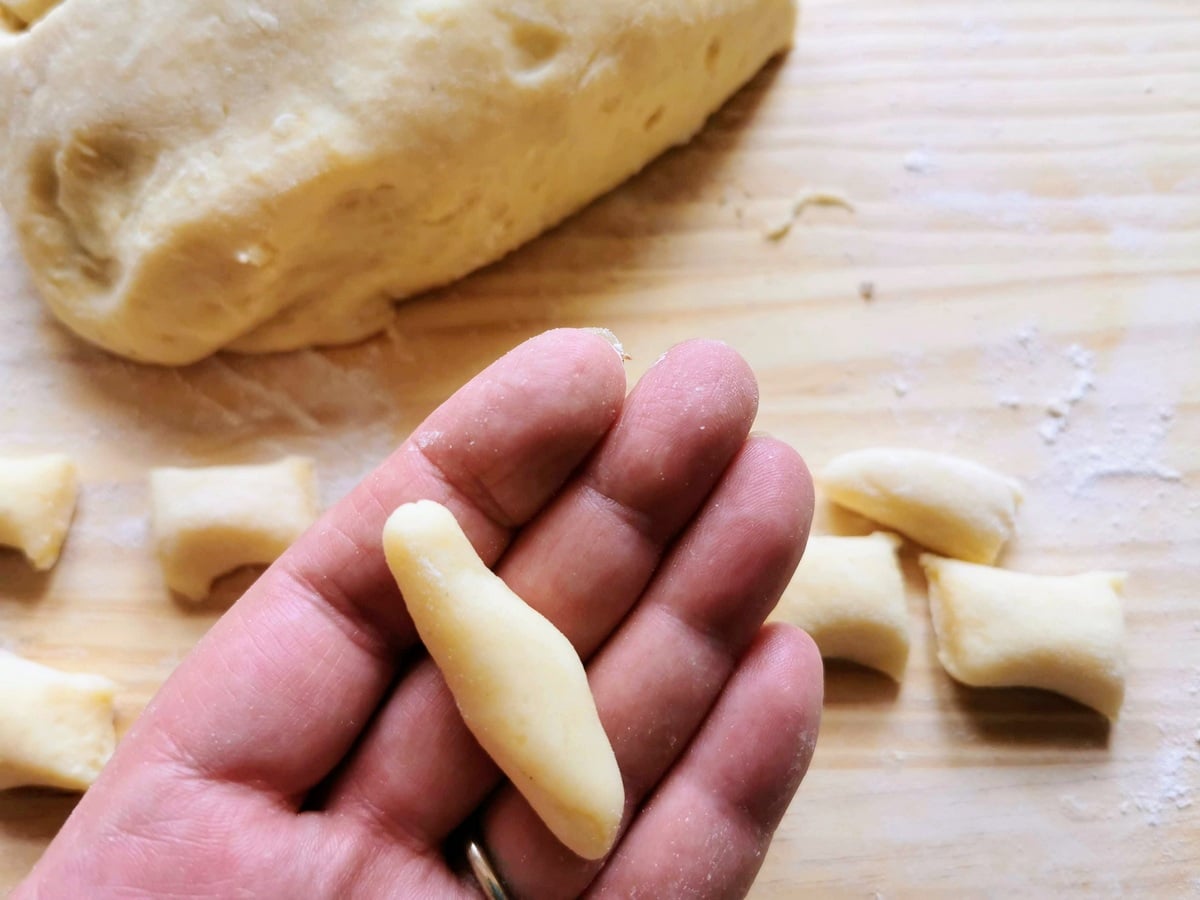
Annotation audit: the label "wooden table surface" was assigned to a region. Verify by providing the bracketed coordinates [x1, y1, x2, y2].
[2, 0, 1198, 895]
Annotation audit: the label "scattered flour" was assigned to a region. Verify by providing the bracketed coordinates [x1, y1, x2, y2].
[882, 352, 924, 401]
[903, 148, 938, 176]
[983, 325, 1184, 498]
[1129, 740, 1198, 827]
[881, 749, 907, 773]
[1037, 344, 1096, 445]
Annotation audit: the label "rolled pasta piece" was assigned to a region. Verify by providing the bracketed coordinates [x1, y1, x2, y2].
[0, 453, 78, 570]
[0, 650, 117, 791]
[920, 554, 1126, 719]
[150, 456, 318, 600]
[819, 448, 1022, 564]
[383, 500, 624, 860]
[771, 532, 909, 680]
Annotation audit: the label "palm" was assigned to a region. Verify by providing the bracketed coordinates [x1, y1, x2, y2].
[17, 331, 822, 899]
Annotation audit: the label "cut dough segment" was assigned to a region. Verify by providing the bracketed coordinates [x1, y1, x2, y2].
[150, 456, 318, 601]
[383, 500, 623, 860]
[771, 532, 909, 680]
[920, 554, 1126, 719]
[0, 0, 797, 364]
[0, 453, 78, 570]
[0, 651, 117, 791]
[819, 448, 1022, 564]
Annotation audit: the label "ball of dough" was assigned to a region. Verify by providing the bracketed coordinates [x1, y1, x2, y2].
[0, 0, 797, 363]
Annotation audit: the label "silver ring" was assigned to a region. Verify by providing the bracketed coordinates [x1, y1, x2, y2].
[466, 838, 510, 900]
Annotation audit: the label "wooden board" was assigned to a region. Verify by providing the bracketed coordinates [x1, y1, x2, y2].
[2, 0, 1198, 894]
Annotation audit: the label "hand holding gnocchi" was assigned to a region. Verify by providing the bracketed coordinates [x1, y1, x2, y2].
[13, 330, 822, 899]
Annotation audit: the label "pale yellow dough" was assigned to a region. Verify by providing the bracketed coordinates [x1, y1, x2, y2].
[771, 533, 909, 680]
[150, 457, 318, 601]
[0, 0, 796, 364]
[0, 453, 77, 570]
[383, 500, 623, 860]
[920, 555, 1126, 719]
[819, 448, 1023, 564]
[0, 651, 117, 791]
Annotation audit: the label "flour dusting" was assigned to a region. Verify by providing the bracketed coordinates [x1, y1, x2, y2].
[983, 326, 1184, 501]
[903, 148, 938, 175]
[1037, 344, 1096, 445]
[1128, 739, 1198, 827]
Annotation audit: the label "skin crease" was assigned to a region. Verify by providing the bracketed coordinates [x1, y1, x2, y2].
[15, 330, 823, 899]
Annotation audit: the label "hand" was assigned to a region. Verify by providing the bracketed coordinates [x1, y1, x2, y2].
[17, 330, 822, 899]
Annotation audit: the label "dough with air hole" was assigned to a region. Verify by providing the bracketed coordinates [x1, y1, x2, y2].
[0, 650, 117, 791]
[0, 0, 796, 363]
[771, 532, 909, 680]
[0, 453, 78, 570]
[920, 554, 1126, 719]
[150, 456, 318, 601]
[383, 500, 623, 860]
[819, 448, 1022, 564]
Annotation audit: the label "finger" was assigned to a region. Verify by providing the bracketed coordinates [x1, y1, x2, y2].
[324, 341, 760, 847]
[586, 625, 823, 899]
[115, 329, 627, 799]
[480, 437, 813, 898]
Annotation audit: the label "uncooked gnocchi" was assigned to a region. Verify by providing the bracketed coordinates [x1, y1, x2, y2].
[383, 500, 624, 860]
[0, 453, 78, 570]
[819, 448, 1022, 564]
[920, 554, 1126, 719]
[0, 650, 117, 791]
[771, 532, 909, 680]
[150, 456, 318, 600]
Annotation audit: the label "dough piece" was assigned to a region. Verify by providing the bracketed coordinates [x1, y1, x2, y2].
[819, 448, 1022, 564]
[920, 554, 1126, 719]
[383, 500, 623, 860]
[0, 651, 117, 791]
[771, 533, 909, 680]
[0, 453, 78, 570]
[0, 0, 797, 364]
[150, 456, 318, 601]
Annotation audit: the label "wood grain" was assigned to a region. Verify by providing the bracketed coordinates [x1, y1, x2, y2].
[2, 0, 1198, 895]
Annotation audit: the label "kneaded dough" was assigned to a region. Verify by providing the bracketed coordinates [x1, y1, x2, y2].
[771, 532, 909, 680]
[150, 456, 318, 601]
[920, 554, 1126, 719]
[819, 448, 1023, 565]
[0, 0, 797, 364]
[383, 500, 623, 860]
[0, 650, 117, 791]
[0, 453, 78, 570]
